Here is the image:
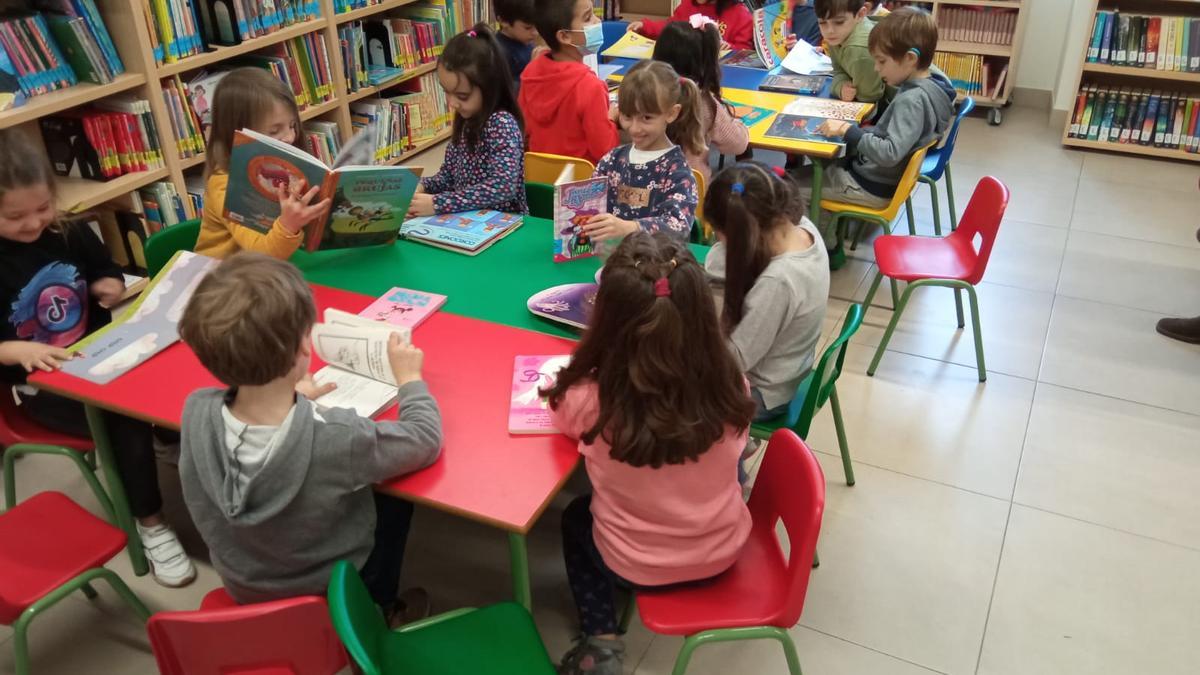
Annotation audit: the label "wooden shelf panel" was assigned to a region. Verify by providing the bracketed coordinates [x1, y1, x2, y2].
[157, 18, 329, 77]
[180, 155, 205, 170]
[938, 40, 1012, 57]
[1063, 136, 1200, 162]
[346, 62, 438, 103]
[0, 74, 147, 130]
[936, 0, 1022, 7]
[1082, 63, 1200, 84]
[59, 168, 171, 213]
[335, 0, 420, 23]
[300, 98, 342, 120]
[384, 128, 452, 164]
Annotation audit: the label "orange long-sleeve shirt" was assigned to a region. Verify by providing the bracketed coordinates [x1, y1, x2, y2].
[195, 172, 303, 260]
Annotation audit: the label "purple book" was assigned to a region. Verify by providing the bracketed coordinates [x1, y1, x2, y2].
[527, 283, 598, 330]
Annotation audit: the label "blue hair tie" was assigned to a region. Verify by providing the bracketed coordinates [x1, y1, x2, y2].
[908, 47, 921, 57]
[730, 182, 745, 195]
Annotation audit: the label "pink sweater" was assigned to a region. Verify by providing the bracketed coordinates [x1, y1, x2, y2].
[549, 381, 752, 586]
[688, 94, 751, 182]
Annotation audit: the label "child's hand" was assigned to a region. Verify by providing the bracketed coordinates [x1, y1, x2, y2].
[387, 333, 424, 386]
[817, 119, 851, 137]
[839, 84, 858, 102]
[295, 372, 336, 400]
[532, 45, 549, 59]
[407, 193, 435, 218]
[583, 214, 638, 241]
[627, 21, 643, 34]
[90, 277, 125, 308]
[2, 342, 74, 373]
[277, 181, 330, 234]
[785, 34, 798, 51]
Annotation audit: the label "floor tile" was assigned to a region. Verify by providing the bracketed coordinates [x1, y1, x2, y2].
[806, 345, 1034, 499]
[977, 219, 1068, 294]
[798, 456, 1008, 675]
[1056, 230, 1200, 317]
[914, 161, 1079, 229]
[1040, 296, 1200, 416]
[1070, 180, 1200, 249]
[977, 506, 1200, 675]
[1015, 384, 1200, 550]
[1080, 151, 1200, 193]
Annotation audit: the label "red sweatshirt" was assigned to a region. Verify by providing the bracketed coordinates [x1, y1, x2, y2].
[637, 0, 754, 51]
[519, 54, 619, 165]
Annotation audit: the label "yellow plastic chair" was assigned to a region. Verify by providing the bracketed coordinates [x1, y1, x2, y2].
[524, 152, 594, 184]
[692, 168, 711, 243]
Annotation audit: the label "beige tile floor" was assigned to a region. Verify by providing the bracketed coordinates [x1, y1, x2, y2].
[3, 105, 1200, 674]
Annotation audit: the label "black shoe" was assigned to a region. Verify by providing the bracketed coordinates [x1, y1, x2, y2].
[1155, 316, 1200, 344]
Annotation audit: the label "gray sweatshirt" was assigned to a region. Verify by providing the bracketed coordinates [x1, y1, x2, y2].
[179, 382, 442, 603]
[843, 71, 957, 198]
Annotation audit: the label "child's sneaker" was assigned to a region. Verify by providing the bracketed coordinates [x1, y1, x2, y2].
[385, 587, 432, 628]
[827, 244, 847, 271]
[136, 522, 197, 588]
[558, 635, 625, 675]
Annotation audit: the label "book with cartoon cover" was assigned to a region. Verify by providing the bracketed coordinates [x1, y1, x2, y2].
[224, 128, 423, 252]
[752, 2, 791, 70]
[400, 210, 524, 255]
[730, 102, 774, 128]
[358, 287, 447, 329]
[508, 354, 572, 434]
[527, 283, 599, 329]
[758, 73, 827, 95]
[721, 49, 767, 69]
[763, 114, 846, 150]
[553, 164, 606, 263]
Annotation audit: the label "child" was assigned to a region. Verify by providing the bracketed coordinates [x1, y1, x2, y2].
[0, 129, 196, 588]
[652, 20, 749, 182]
[629, 0, 753, 51]
[817, 0, 889, 103]
[703, 162, 830, 420]
[177, 252, 443, 614]
[544, 231, 755, 675]
[811, 6, 955, 268]
[408, 24, 527, 217]
[196, 68, 331, 260]
[583, 60, 700, 244]
[494, 0, 539, 92]
[789, 0, 824, 49]
[520, 0, 619, 164]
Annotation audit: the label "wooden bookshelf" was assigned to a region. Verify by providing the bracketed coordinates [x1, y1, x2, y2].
[388, 129, 454, 165]
[1081, 62, 1200, 83]
[929, 0, 1028, 125]
[0, 74, 147, 130]
[345, 62, 438, 103]
[938, 40, 1012, 58]
[57, 168, 171, 214]
[157, 18, 330, 78]
[1063, 136, 1198, 161]
[334, 0, 421, 23]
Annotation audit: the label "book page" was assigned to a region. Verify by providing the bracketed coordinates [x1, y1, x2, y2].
[324, 308, 412, 344]
[311, 365, 397, 419]
[311, 322, 398, 385]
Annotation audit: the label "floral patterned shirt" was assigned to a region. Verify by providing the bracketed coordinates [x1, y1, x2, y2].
[421, 110, 528, 215]
[594, 144, 697, 239]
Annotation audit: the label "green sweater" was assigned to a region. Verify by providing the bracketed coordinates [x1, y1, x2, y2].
[827, 20, 892, 103]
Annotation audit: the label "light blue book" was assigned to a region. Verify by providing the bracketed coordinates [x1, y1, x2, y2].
[401, 211, 525, 255]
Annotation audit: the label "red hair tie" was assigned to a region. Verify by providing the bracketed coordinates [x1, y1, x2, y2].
[770, 165, 786, 179]
[654, 277, 671, 297]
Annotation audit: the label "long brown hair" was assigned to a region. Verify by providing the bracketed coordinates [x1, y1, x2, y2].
[542, 232, 755, 468]
[205, 67, 302, 178]
[652, 22, 727, 122]
[0, 128, 62, 234]
[617, 60, 706, 157]
[438, 23, 523, 150]
[704, 162, 806, 331]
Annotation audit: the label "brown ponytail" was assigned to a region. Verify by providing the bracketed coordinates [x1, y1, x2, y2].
[617, 59, 708, 157]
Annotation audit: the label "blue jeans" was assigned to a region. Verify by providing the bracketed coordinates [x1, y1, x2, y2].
[751, 388, 789, 422]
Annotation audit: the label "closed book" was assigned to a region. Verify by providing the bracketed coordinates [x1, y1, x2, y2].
[1087, 12, 1105, 61]
[1173, 96, 1187, 148]
[1147, 16, 1161, 67]
[1115, 13, 1129, 64]
[1100, 10, 1115, 62]
[1154, 93, 1172, 146]
[1079, 86, 1097, 138]
[1141, 92, 1160, 145]
[1098, 93, 1117, 142]
[1088, 88, 1106, 140]
[44, 15, 104, 84]
[1131, 90, 1149, 143]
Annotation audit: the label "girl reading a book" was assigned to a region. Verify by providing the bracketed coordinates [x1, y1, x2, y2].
[628, 0, 754, 51]
[652, 19, 750, 181]
[196, 67, 331, 260]
[584, 60, 700, 244]
[407, 24, 527, 217]
[543, 231, 754, 675]
[703, 161, 830, 422]
[0, 128, 197, 588]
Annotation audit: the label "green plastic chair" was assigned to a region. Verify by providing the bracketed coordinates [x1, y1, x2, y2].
[749, 303, 864, 486]
[144, 219, 202, 276]
[326, 561, 557, 675]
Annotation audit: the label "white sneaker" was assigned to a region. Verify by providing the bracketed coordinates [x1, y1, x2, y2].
[136, 522, 197, 588]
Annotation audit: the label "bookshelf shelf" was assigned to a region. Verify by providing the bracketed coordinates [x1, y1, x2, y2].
[929, 0, 1028, 124]
[388, 129, 453, 164]
[1081, 62, 1200, 83]
[180, 155, 206, 170]
[58, 168, 171, 214]
[346, 62, 439, 102]
[0, 74, 147, 131]
[334, 0, 421, 23]
[300, 98, 343, 120]
[938, 40, 1012, 58]
[156, 18, 330, 77]
[1063, 136, 1199, 161]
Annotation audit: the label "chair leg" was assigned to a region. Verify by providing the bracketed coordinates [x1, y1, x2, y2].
[860, 270, 885, 319]
[867, 283, 916, 376]
[3, 445, 117, 522]
[945, 164, 958, 232]
[954, 288, 965, 328]
[849, 218, 866, 251]
[828, 386, 854, 486]
[671, 627, 803, 675]
[80, 582, 98, 599]
[617, 591, 636, 634]
[85, 406, 148, 577]
[964, 284, 987, 382]
[771, 628, 804, 675]
[94, 568, 152, 622]
[904, 198, 916, 235]
[12, 610, 31, 675]
[672, 633, 705, 675]
[927, 181, 942, 237]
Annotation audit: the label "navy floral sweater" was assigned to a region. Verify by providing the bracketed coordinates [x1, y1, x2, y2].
[420, 110, 528, 214]
[594, 144, 697, 239]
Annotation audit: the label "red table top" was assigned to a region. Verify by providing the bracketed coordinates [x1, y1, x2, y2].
[31, 284, 580, 533]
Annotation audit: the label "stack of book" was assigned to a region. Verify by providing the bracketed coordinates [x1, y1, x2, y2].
[933, 52, 1006, 98]
[138, 181, 189, 231]
[36, 1, 125, 85]
[350, 72, 450, 161]
[938, 7, 1017, 46]
[1067, 85, 1200, 154]
[303, 120, 342, 164]
[144, 0, 323, 65]
[39, 98, 166, 181]
[161, 75, 206, 160]
[339, 17, 444, 93]
[0, 14, 78, 99]
[236, 34, 335, 111]
[1086, 11, 1200, 72]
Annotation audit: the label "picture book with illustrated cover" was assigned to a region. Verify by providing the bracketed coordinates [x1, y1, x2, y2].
[752, 1, 790, 70]
[763, 114, 845, 150]
[307, 308, 414, 418]
[553, 164, 606, 263]
[358, 287, 447, 329]
[758, 73, 827, 96]
[224, 128, 423, 253]
[527, 283, 599, 330]
[508, 354, 572, 434]
[730, 102, 774, 128]
[781, 97, 870, 121]
[601, 31, 656, 60]
[400, 210, 524, 255]
[721, 49, 766, 69]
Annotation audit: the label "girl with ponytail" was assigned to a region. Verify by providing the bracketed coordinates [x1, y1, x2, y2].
[544, 231, 755, 675]
[704, 161, 832, 421]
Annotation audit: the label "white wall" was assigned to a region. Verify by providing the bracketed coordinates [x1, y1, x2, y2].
[1015, 0, 1074, 93]
[1052, 0, 1097, 111]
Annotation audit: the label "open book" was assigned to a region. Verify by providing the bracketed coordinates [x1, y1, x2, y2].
[553, 164, 607, 262]
[780, 38, 833, 76]
[308, 309, 412, 418]
[224, 128, 423, 253]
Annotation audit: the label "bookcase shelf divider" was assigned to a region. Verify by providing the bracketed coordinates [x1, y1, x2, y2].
[929, 0, 1028, 124]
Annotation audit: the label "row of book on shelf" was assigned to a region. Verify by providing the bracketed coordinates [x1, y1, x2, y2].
[336, 0, 490, 33]
[932, 52, 1007, 99]
[339, 14, 446, 92]
[350, 72, 451, 162]
[39, 97, 165, 181]
[1086, 11, 1200, 73]
[937, 7, 1017, 46]
[1067, 85, 1200, 154]
[141, 0, 321, 64]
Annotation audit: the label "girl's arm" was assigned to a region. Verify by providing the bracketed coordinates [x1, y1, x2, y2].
[420, 144, 455, 195]
[709, 102, 750, 156]
[547, 381, 599, 441]
[633, 162, 697, 237]
[201, 173, 304, 259]
[728, 276, 792, 371]
[430, 114, 525, 214]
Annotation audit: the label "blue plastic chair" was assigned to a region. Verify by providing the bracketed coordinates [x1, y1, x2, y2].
[601, 21, 629, 53]
[905, 97, 975, 236]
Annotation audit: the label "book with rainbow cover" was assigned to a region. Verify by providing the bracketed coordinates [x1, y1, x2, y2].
[508, 354, 572, 434]
[358, 287, 447, 329]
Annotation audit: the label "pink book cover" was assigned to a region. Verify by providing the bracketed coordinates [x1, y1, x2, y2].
[509, 354, 572, 434]
[358, 287, 447, 329]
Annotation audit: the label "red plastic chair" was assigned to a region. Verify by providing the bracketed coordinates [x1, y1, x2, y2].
[0, 491, 151, 675]
[860, 176, 1010, 382]
[147, 593, 349, 675]
[625, 429, 825, 675]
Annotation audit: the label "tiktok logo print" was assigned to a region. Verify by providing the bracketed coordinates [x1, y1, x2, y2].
[9, 262, 87, 347]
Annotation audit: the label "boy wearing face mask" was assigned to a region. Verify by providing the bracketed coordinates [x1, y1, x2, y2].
[520, 0, 619, 164]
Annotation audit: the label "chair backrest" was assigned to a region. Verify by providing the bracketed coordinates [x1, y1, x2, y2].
[692, 168, 710, 242]
[147, 595, 348, 675]
[747, 429, 825, 627]
[936, 96, 975, 163]
[327, 560, 389, 675]
[144, 219, 202, 277]
[0, 389, 92, 451]
[525, 152, 595, 185]
[784, 303, 864, 437]
[948, 176, 1009, 285]
[880, 140, 937, 218]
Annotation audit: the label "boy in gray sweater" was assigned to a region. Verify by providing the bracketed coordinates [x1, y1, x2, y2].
[807, 6, 956, 269]
[177, 253, 442, 618]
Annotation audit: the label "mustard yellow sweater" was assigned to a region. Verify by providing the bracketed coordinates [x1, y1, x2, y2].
[195, 172, 303, 260]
